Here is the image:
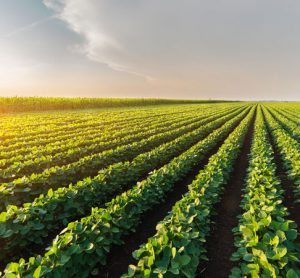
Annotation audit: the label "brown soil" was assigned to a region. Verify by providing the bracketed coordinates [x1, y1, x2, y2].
[0, 116, 225, 269]
[265, 114, 300, 242]
[196, 110, 256, 278]
[96, 115, 246, 278]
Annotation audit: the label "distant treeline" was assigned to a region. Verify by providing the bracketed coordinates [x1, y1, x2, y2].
[0, 97, 233, 113]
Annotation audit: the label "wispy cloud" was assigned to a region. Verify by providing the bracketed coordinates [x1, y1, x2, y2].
[43, 0, 154, 81]
[6, 16, 54, 38]
[3, 0, 298, 99]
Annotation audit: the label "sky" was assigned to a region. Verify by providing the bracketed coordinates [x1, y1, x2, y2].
[0, 1, 300, 100]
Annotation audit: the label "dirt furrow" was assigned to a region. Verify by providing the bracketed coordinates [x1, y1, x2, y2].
[197, 110, 255, 277]
[264, 113, 300, 242]
[97, 115, 247, 278]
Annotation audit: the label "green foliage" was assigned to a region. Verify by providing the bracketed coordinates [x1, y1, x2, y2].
[229, 106, 300, 277]
[0, 97, 230, 113]
[0, 106, 243, 209]
[3, 102, 300, 277]
[2, 105, 251, 277]
[263, 107, 300, 203]
[0, 111, 201, 180]
[121, 107, 255, 277]
[0, 106, 247, 262]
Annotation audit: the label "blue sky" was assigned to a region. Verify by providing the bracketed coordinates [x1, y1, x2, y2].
[1, 0, 300, 100]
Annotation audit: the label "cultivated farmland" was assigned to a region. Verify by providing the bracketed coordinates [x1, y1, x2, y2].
[0, 102, 300, 277]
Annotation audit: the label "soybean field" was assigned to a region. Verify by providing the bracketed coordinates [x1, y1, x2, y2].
[0, 102, 300, 277]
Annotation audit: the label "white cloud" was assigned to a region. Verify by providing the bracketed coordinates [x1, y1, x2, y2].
[42, 0, 300, 99]
[43, 0, 65, 12]
[43, 0, 154, 80]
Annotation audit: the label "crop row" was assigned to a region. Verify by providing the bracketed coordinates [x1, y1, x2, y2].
[230, 106, 300, 277]
[263, 108, 300, 202]
[0, 109, 143, 141]
[0, 97, 225, 113]
[1, 104, 251, 277]
[0, 108, 209, 162]
[121, 105, 256, 277]
[275, 107, 300, 124]
[0, 110, 179, 156]
[0, 104, 206, 143]
[0, 106, 247, 209]
[0, 106, 250, 263]
[1, 108, 219, 180]
[0, 105, 207, 152]
[266, 107, 300, 142]
[276, 107, 300, 121]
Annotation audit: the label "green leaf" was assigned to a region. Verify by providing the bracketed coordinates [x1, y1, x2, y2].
[153, 267, 167, 274]
[240, 226, 253, 238]
[33, 266, 41, 278]
[286, 229, 298, 241]
[286, 269, 300, 278]
[86, 243, 94, 251]
[272, 247, 287, 260]
[243, 253, 253, 262]
[179, 255, 191, 266]
[2, 274, 16, 278]
[0, 212, 7, 222]
[60, 254, 70, 264]
[47, 188, 53, 197]
[3, 229, 14, 238]
[169, 267, 179, 275]
[171, 247, 176, 258]
[7, 262, 19, 272]
[270, 235, 279, 247]
[128, 265, 136, 275]
[252, 248, 267, 263]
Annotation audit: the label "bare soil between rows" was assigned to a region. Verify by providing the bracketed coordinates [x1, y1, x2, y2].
[96, 116, 246, 278]
[264, 112, 300, 242]
[0, 117, 220, 269]
[197, 109, 256, 277]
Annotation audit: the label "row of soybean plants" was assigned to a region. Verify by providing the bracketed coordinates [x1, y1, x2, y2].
[0, 112, 94, 139]
[0, 107, 212, 181]
[3, 104, 232, 204]
[0, 105, 247, 209]
[1, 106, 253, 277]
[229, 106, 300, 277]
[273, 106, 300, 124]
[0, 111, 175, 156]
[0, 104, 239, 162]
[0, 104, 205, 152]
[1, 112, 184, 179]
[123, 105, 300, 278]
[257, 104, 300, 124]
[0, 107, 206, 162]
[121, 106, 255, 277]
[0, 106, 251, 265]
[284, 107, 300, 122]
[262, 107, 300, 203]
[0, 103, 185, 145]
[0, 103, 209, 141]
[0, 97, 210, 113]
[0, 108, 130, 142]
[272, 105, 300, 121]
[266, 107, 300, 142]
